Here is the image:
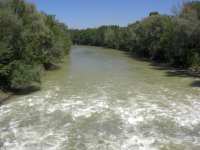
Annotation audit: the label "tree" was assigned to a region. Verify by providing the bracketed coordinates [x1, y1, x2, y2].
[0, 0, 71, 91]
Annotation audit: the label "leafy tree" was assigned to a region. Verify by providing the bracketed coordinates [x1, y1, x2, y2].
[0, 0, 71, 92]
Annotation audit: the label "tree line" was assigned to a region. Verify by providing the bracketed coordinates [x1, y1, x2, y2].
[0, 0, 71, 92]
[71, 1, 200, 70]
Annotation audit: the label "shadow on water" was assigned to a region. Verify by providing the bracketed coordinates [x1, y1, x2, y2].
[12, 87, 40, 95]
[123, 52, 194, 77]
[150, 63, 200, 88]
[150, 63, 200, 78]
[190, 81, 200, 88]
[122, 51, 151, 62]
[122, 51, 200, 88]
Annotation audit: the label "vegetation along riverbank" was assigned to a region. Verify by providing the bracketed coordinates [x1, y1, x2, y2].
[0, 0, 71, 94]
[70, 1, 200, 74]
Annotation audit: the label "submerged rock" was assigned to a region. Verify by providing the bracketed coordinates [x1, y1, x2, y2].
[11, 83, 41, 95]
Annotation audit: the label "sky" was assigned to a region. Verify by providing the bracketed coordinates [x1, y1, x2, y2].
[27, 0, 185, 29]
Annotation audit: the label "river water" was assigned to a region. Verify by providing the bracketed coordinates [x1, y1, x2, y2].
[1, 46, 200, 150]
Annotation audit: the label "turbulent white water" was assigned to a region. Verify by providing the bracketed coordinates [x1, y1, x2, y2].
[1, 46, 200, 150]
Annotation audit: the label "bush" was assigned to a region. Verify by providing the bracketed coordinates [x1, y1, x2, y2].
[9, 61, 41, 90]
[0, 0, 71, 92]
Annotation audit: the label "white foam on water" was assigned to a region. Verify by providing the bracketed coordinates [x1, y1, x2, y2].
[1, 118, 70, 150]
[1, 84, 200, 150]
[121, 135, 157, 150]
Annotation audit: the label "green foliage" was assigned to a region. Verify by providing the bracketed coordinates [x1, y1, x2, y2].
[0, 0, 71, 91]
[70, 1, 200, 69]
[149, 11, 159, 16]
[181, 1, 200, 20]
[9, 61, 41, 90]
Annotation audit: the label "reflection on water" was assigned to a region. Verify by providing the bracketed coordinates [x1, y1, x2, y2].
[0, 46, 200, 150]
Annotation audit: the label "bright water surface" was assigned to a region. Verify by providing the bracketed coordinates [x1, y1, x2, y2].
[1, 46, 200, 150]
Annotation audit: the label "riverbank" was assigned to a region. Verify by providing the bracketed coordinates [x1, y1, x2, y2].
[0, 61, 67, 105]
[93, 46, 200, 78]
[0, 90, 12, 105]
[144, 59, 200, 78]
[149, 60, 200, 78]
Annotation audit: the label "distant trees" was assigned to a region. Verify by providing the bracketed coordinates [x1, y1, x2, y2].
[149, 11, 159, 16]
[71, 25, 123, 49]
[0, 0, 71, 91]
[70, 1, 200, 69]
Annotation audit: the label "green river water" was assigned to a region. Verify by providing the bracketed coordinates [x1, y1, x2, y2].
[0, 46, 200, 150]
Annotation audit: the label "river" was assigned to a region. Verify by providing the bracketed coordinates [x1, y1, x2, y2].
[1, 46, 200, 150]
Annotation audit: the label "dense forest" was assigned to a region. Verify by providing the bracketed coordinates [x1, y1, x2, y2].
[71, 1, 200, 70]
[0, 0, 71, 92]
